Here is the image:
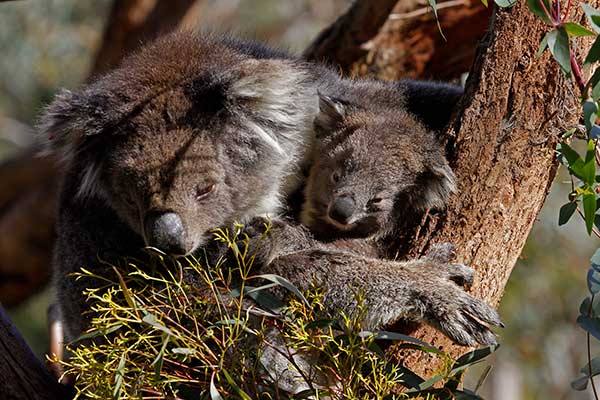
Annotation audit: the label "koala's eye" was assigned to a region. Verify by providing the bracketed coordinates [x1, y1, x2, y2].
[331, 170, 341, 184]
[196, 183, 215, 200]
[366, 198, 382, 210]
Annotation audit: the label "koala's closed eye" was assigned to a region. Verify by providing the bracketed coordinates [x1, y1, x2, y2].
[196, 183, 215, 200]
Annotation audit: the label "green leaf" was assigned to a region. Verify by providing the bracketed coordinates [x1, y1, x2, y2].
[584, 102, 599, 135]
[581, 356, 600, 376]
[589, 268, 600, 294]
[571, 374, 589, 391]
[221, 369, 253, 400]
[537, 31, 551, 58]
[559, 202, 577, 225]
[585, 36, 600, 66]
[577, 315, 600, 340]
[564, 22, 596, 37]
[494, 0, 516, 7]
[583, 192, 597, 234]
[582, 3, 600, 33]
[591, 125, 600, 139]
[210, 374, 224, 400]
[151, 334, 169, 379]
[397, 365, 426, 389]
[559, 143, 586, 180]
[450, 345, 500, 376]
[142, 313, 174, 336]
[591, 68, 600, 102]
[547, 28, 571, 74]
[253, 274, 310, 307]
[113, 351, 126, 400]
[527, 0, 552, 24]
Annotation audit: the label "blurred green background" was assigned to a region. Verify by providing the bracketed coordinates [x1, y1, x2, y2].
[0, 1, 596, 398]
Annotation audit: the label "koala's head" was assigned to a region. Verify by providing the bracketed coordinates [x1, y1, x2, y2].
[39, 32, 316, 256]
[301, 94, 456, 239]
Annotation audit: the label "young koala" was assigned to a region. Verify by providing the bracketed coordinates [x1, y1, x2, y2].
[39, 31, 499, 354]
[300, 92, 457, 249]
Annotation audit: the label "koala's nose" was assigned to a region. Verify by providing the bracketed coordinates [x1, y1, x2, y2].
[144, 212, 190, 256]
[329, 195, 356, 225]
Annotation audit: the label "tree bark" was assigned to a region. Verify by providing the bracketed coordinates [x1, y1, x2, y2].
[0, 0, 200, 307]
[0, 304, 72, 399]
[314, 0, 589, 380]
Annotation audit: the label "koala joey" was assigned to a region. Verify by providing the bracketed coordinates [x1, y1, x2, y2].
[301, 93, 457, 244]
[39, 30, 499, 355]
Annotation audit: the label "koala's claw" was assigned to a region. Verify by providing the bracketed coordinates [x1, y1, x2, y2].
[427, 289, 503, 347]
[425, 242, 456, 263]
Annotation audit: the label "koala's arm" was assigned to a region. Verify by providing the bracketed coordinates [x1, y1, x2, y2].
[261, 245, 501, 346]
[247, 219, 501, 346]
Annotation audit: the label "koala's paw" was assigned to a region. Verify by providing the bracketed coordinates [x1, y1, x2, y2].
[423, 243, 474, 287]
[418, 243, 503, 346]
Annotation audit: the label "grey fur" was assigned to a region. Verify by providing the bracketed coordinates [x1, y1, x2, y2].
[39, 32, 500, 377]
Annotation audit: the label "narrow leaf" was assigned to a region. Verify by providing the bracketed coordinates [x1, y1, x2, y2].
[585, 36, 600, 66]
[253, 274, 310, 306]
[142, 313, 174, 336]
[210, 374, 224, 400]
[583, 193, 597, 234]
[584, 102, 599, 134]
[450, 345, 500, 375]
[494, 0, 516, 7]
[564, 22, 596, 36]
[527, 0, 552, 24]
[582, 3, 600, 33]
[591, 247, 600, 269]
[591, 68, 600, 101]
[537, 31, 551, 58]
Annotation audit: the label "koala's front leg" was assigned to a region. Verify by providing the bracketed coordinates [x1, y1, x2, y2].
[256, 244, 502, 347]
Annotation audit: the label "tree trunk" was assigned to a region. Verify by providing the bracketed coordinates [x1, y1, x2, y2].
[0, 304, 72, 399]
[320, 0, 589, 379]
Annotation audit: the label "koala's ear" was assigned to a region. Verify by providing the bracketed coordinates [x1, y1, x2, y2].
[37, 88, 109, 162]
[418, 164, 457, 211]
[314, 93, 346, 134]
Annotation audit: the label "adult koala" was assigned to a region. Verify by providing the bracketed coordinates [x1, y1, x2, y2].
[40, 31, 500, 348]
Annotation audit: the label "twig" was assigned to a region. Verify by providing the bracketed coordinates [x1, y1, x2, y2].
[389, 0, 469, 20]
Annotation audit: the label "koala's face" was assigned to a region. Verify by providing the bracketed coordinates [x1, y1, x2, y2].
[301, 96, 455, 239]
[40, 33, 315, 256]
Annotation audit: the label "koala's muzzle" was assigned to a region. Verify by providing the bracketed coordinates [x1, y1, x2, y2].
[144, 212, 191, 256]
[329, 195, 356, 225]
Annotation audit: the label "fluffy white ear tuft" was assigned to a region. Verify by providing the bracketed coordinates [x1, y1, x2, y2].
[314, 93, 346, 136]
[37, 88, 107, 163]
[418, 164, 457, 211]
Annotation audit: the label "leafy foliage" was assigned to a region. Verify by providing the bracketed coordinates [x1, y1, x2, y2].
[57, 228, 496, 399]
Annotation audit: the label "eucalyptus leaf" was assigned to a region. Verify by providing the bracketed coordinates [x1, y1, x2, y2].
[253, 274, 310, 306]
[558, 202, 577, 225]
[450, 344, 499, 376]
[583, 193, 597, 234]
[527, 0, 552, 24]
[583, 102, 598, 134]
[585, 36, 600, 66]
[583, 3, 600, 33]
[571, 374, 589, 391]
[589, 268, 600, 294]
[547, 28, 571, 74]
[591, 247, 600, 269]
[564, 22, 596, 36]
[494, 0, 516, 7]
[577, 315, 600, 340]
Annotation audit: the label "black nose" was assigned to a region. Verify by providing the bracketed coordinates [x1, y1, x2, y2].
[329, 195, 355, 225]
[144, 212, 189, 255]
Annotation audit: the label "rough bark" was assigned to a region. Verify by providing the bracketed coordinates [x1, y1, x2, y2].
[378, 1, 586, 379]
[0, 304, 72, 399]
[303, 0, 400, 72]
[0, 0, 200, 307]
[350, 0, 492, 80]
